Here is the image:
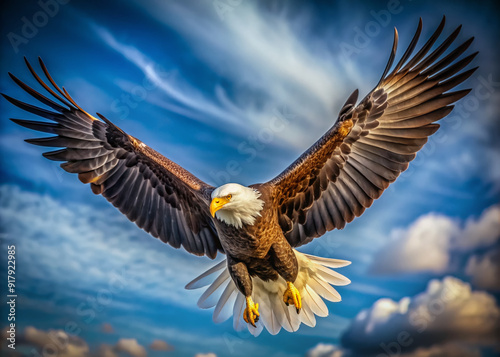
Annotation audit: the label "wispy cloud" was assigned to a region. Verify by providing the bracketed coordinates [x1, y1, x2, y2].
[100, 1, 371, 152]
[92, 24, 247, 129]
[0, 184, 219, 310]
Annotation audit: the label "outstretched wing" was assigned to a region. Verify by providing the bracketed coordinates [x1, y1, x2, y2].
[3, 58, 223, 258]
[269, 17, 478, 247]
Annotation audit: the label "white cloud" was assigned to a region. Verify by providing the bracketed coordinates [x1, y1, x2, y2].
[104, 0, 369, 154]
[342, 277, 500, 353]
[465, 248, 500, 291]
[371, 214, 459, 274]
[371, 205, 500, 274]
[306, 343, 345, 357]
[93, 24, 244, 130]
[0, 184, 221, 310]
[452, 205, 500, 250]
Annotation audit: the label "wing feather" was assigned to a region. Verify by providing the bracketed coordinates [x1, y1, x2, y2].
[4, 58, 223, 258]
[268, 17, 477, 247]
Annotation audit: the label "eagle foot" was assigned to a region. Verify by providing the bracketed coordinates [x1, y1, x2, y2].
[283, 281, 302, 314]
[243, 296, 260, 327]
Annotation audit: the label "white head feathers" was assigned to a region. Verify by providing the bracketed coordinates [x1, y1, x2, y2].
[211, 183, 265, 229]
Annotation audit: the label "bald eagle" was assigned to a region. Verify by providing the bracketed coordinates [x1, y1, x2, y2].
[3, 17, 477, 335]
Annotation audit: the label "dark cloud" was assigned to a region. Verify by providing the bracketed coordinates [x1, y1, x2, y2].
[400, 342, 481, 357]
[465, 248, 500, 291]
[14, 326, 89, 357]
[5, 326, 171, 357]
[306, 342, 482, 357]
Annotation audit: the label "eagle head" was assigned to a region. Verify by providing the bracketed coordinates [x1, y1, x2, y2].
[210, 183, 264, 228]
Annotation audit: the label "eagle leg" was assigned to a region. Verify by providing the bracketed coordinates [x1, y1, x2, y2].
[268, 242, 301, 313]
[226, 258, 260, 327]
[243, 296, 260, 327]
[283, 281, 302, 314]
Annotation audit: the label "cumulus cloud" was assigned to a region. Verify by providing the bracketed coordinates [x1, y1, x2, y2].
[95, 344, 118, 357]
[114, 338, 147, 357]
[93, 338, 148, 357]
[10, 326, 156, 357]
[16, 326, 89, 357]
[307, 343, 345, 357]
[341, 277, 500, 354]
[451, 205, 500, 250]
[371, 205, 500, 274]
[371, 214, 458, 274]
[148, 339, 173, 351]
[465, 248, 500, 291]
[306, 341, 482, 357]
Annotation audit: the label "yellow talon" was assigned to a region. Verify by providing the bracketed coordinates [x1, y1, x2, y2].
[283, 281, 302, 314]
[243, 297, 260, 327]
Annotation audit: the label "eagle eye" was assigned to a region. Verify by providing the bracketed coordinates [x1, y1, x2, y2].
[226, 194, 232, 200]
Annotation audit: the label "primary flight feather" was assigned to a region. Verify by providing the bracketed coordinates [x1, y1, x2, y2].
[3, 17, 477, 335]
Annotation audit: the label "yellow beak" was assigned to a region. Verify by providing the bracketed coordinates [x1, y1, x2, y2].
[210, 197, 230, 217]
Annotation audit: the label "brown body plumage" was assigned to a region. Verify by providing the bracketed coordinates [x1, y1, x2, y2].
[3, 17, 477, 335]
[217, 184, 299, 291]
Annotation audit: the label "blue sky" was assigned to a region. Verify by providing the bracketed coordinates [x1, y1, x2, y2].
[0, 0, 499, 356]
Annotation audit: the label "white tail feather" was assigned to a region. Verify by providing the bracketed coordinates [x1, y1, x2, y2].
[185, 260, 226, 290]
[303, 254, 351, 268]
[233, 293, 246, 331]
[304, 284, 329, 317]
[301, 302, 316, 327]
[197, 269, 230, 308]
[185, 249, 351, 336]
[213, 282, 237, 323]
